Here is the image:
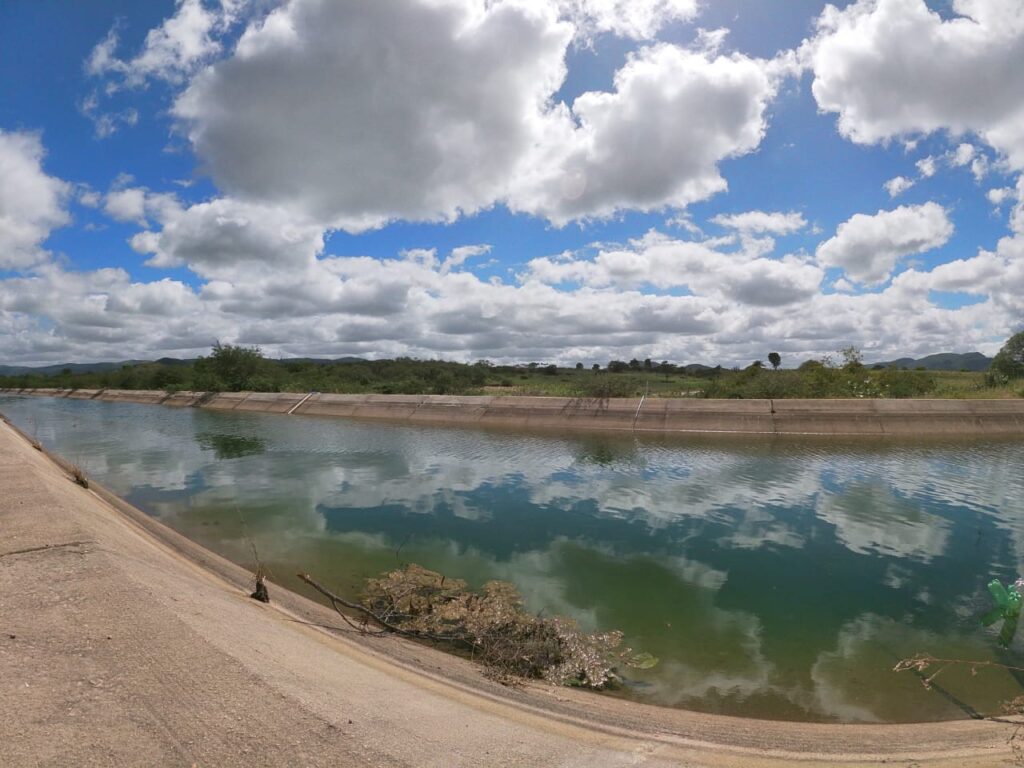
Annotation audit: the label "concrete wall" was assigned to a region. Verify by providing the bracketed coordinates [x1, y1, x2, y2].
[3, 387, 1024, 435]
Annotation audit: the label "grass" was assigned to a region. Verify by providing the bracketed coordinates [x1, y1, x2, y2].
[465, 368, 1021, 400]
[474, 370, 706, 399]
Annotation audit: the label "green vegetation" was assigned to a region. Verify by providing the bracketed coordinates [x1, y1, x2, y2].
[1, 339, 1020, 399]
[989, 331, 1024, 384]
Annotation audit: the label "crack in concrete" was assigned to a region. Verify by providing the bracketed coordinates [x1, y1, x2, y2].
[0, 540, 94, 559]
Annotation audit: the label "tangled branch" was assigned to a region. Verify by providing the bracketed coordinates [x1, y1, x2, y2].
[301, 564, 656, 689]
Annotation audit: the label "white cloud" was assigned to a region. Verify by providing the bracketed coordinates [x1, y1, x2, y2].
[0, 264, 206, 360]
[557, 0, 699, 40]
[173, 0, 574, 231]
[971, 155, 990, 180]
[443, 244, 492, 275]
[104, 187, 148, 225]
[947, 142, 991, 180]
[883, 176, 914, 197]
[816, 203, 953, 285]
[87, 0, 228, 87]
[130, 196, 325, 279]
[512, 44, 778, 223]
[807, 0, 1024, 168]
[0, 225, 1015, 368]
[710, 210, 807, 235]
[169, 0, 777, 230]
[1013, 175, 1024, 233]
[10, 1, 1022, 368]
[951, 142, 976, 167]
[987, 186, 1016, 206]
[0, 131, 70, 269]
[524, 229, 824, 307]
[78, 188, 101, 209]
[915, 156, 937, 178]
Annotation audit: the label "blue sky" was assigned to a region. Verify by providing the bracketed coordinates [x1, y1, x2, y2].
[0, 0, 1021, 365]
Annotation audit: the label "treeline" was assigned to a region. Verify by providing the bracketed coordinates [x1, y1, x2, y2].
[1, 337, 1020, 399]
[698, 359, 940, 399]
[0, 343, 724, 397]
[0, 344, 496, 396]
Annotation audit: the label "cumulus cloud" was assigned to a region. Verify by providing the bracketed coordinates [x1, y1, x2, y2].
[524, 229, 824, 307]
[951, 142, 976, 168]
[710, 210, 807, 235]
[806, 0, 1024, 167]
[0, 264, 206, 361]
[883, 176, 914, 197]
[0, 131, 70, 269]
[13, 0, 1018, 368]
[169, 0, 777, 229]
[988, 186, 1016, 206]
[512, 44, 778, 223]
[173, 0, 574, 231]
[816, 203, 954, 285]
[0, 225, 1012, 368]
[557, 0, 699, 40]
[443, 244, 492, 274]
[916, 156, 937, 178]
[129, 196, 325, 279]
[104, 187, 148, 225]
[87, 0, 239, 88]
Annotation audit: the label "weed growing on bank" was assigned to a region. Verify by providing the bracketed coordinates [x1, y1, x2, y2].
[70, 464, 88, 489]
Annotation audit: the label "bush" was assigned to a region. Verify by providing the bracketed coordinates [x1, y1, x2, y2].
[572, 377, 638, 399]
[991, 331, 1024, 381]
[879, 368, 935, 398]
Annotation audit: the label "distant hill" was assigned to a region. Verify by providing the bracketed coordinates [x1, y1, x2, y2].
[682, 363, 715, 374]
[280, 357, 366, 365]
[0, 356, 367, 377]
[868, 352, 992, 371]
[0, 360, 146, 377]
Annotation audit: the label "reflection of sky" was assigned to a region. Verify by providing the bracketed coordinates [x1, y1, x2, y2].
[4, 395, 1024, 723]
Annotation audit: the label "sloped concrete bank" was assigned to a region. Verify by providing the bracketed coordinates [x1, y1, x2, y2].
[3, 387, 1024, 435]
[0, 417, 1013, 766]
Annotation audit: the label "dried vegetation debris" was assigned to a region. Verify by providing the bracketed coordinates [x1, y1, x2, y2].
[360, 564, 656, 689]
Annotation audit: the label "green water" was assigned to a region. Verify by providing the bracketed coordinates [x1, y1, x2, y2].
[4, 395, 1024, 723]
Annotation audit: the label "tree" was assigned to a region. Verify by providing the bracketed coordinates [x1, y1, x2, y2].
[839, 345, 863, 372]
[575, 362, 584, 370]
[991, 331, 1024, 381]
[768, 352, 781, 370]
[591, 363, 600, 373]
[194, 342, 270, 392]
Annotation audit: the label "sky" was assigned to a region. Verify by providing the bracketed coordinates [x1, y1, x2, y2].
[0, 0, 1023, 367]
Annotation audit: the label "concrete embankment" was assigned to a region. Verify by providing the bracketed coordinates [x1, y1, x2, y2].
[4, 387, 1024, 435]
[0, 417, 1013, 766]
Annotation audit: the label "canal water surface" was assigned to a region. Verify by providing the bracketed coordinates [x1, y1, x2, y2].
[3, 394, 1024, 723]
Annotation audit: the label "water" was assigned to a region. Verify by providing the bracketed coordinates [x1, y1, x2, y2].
[3, 394, 1024, 723]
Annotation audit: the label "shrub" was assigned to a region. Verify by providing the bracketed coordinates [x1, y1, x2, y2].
[991, 331, 1024, 381]
[572, 377, 638, 399]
